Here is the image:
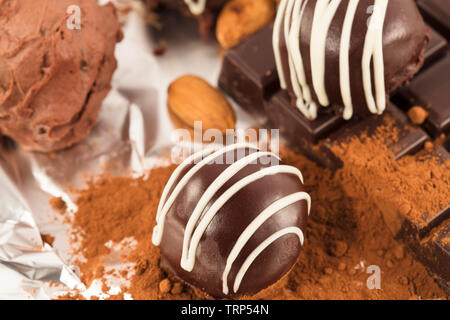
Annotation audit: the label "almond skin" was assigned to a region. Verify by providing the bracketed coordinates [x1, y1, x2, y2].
[216, 0, 276, 50]
[167, 75, 236, 135]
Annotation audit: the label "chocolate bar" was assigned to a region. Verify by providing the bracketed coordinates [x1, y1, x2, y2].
[394, 55, 450, 138]
[424, 26, 448, 68]
[218, 23, 279, 123]
[418, 0, 450, 40]
[154, 145, 310, 299]
[219, 18, 450, 293]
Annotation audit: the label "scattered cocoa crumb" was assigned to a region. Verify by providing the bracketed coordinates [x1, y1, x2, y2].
[337, 263, 346, 271]
[394, 246, 404, 260]
[153, 39, 167, 56]
[424, 141, 434, 152]
[329, 240, 348, 257]
[49, 197, 67, 214]
[347, 268, 356, 276]
[40, 233, 55, 246]
[159, 279, 171, 294]
[398, 276, 409, 286]
[435, 133, 447, 146]
[324, 268, 333, 275]
[171, 282, 183, 295]
[408, 106, 429, 125]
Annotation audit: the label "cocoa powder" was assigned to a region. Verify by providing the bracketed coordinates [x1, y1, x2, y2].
[56, 121, 449, 300]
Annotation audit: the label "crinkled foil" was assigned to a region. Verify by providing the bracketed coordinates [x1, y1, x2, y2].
[0, 3, 255, 300]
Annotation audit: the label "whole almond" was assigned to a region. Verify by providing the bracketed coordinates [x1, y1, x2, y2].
[216, 0, 276, 50]
[168, 75, 236, 134]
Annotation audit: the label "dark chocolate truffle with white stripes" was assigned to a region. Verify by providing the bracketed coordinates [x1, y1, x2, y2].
[152, 144, 310, 298]
[274, 0, 427, 120]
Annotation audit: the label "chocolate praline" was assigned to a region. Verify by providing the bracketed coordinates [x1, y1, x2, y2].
[275, 0, 428, 119]
[152, 144, 311, 298]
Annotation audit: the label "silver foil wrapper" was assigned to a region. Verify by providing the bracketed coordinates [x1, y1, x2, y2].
[0, 4, 254, 300]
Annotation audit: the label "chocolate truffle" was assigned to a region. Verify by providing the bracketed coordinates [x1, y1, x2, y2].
[274, 0, 428, 120]
[152, 144, 311, 298]
[0, 0, 122, 152]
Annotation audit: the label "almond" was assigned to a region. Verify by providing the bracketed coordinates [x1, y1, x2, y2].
[167, 75, 236, 135]
[216, 0, 276, 50]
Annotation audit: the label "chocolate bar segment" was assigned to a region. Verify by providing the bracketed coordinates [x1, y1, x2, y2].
[418, 0, 450, 40]
[424, 26, 448, 68]
[218, 23, 279, 123]
[265, 90, 344, 144]
[395, 54, 450, 137]
[397, 200, 450, 293]
[320, 104, 429, 163]
[444, 135, 450, 152]
[425, 222, 450, 292]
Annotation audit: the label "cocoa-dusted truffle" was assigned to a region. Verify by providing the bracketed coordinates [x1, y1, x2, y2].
[152, 143, 311, 298]
[0, 0, 122, 152]
[273, 0, 428, 120]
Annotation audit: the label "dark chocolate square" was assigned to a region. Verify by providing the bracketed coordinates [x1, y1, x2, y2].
[265, 90, 344, 144]
[418, 0, 450, 40]
[322, 104, 429, 161]
[218, 23, 279, 122]
[395, 54, 450, 137]
[424, 25, 448, 68]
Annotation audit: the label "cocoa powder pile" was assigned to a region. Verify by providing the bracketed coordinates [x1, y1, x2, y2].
[56, 120, 449, 300]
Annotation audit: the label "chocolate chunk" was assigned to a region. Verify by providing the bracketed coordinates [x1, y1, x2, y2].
[418, 0, 450, 40]
[395, 55, 450, 137]
[424, 26, 448, 68]
[153, 145, 310, 299]
[397, 217, 450, 294]
[444, 135, 450, 152]
[218, 23, 279, 123]
[265, 90, 344, 144]
[423, 222, 450, 292]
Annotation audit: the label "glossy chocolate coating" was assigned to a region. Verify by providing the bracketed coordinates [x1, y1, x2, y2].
[158, 147, 309, 298]
[219, 23, 279, 123]
[278, 0, 428, 118]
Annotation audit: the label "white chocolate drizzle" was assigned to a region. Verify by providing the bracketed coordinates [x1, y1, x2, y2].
[362, 0, 388, 115]
[180, 151, 278, 271]
[184, 0, 207, 15]
[233, 226, 304, 293]
[153, 144, 311, 295]
[152, 142, 257, 246]
[273, 0, 389, 120]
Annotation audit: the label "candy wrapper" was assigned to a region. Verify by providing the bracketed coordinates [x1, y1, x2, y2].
[0, 3, 255, 300]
